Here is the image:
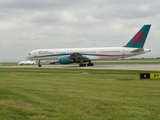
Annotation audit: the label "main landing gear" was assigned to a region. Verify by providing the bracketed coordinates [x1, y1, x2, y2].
[38, 60, 42, 67]
[79, 62, 94, 67]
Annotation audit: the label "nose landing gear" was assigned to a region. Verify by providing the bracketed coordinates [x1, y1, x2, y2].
[38, 60, 41, 67]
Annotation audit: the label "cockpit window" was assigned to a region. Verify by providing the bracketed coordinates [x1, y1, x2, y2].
[28, 53, 31, 55]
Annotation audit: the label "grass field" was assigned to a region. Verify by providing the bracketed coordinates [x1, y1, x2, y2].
[0, 68, 160, 120]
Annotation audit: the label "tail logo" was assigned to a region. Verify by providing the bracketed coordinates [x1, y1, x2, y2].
[124, 25, 151, 48]
[133, 30, 145, 44]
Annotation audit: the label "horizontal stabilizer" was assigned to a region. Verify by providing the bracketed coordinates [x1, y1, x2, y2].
[131, 48, 144, 53]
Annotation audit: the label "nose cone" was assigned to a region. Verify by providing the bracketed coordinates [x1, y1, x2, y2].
[25, 54, 31, 60]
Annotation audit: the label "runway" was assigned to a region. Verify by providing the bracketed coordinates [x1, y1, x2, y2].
[1, 64, 160, 71]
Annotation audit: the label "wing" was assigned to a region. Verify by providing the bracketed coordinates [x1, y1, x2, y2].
[69, 52, 90, 63]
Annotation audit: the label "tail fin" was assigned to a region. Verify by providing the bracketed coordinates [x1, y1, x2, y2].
[124, 25, 151, 48]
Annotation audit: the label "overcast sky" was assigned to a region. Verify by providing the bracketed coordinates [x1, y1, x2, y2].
[0, 0, 160, 62]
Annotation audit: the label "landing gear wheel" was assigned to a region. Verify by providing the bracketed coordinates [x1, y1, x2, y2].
[87, 63, 94, 66]
[79, 63, 86, 67]
[38, 60, 42, 67]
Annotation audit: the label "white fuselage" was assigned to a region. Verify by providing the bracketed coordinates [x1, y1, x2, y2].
[26, 47, 151, 61]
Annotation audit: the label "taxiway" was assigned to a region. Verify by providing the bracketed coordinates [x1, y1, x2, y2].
[1, 64, 159, 71]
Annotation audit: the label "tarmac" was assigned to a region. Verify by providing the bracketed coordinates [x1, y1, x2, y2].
[1, 64, 159, 71]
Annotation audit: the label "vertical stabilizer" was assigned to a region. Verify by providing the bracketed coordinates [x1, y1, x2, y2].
[124, 25, 151, 48]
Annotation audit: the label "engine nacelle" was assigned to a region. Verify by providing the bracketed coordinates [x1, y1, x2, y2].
[58, 57, 73, 64]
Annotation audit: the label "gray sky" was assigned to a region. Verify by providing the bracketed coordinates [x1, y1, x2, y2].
[0, 0, 159, 62]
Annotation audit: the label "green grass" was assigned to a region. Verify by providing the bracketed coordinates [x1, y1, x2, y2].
[0, 68, 160, 120]
[0, 62, 17, 66]
[0, 68, 158, 74]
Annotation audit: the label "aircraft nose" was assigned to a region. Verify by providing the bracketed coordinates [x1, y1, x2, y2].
[25, 55, 29, 60]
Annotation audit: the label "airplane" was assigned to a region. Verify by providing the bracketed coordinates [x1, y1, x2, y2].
[18, 60, 36, 65]
[25, 24, 151, 67]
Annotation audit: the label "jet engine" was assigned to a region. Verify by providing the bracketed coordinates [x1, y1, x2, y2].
[58, 57, 73, 64]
